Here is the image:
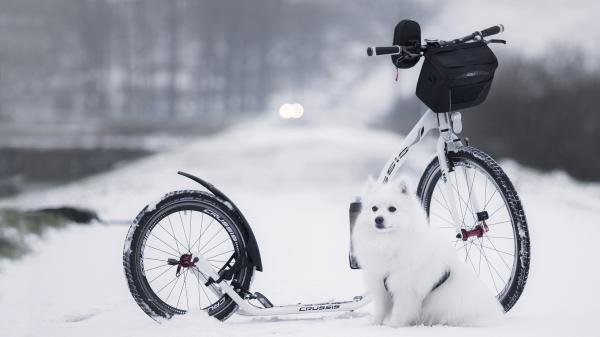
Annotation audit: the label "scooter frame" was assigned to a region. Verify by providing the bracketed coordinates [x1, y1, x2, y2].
[190, 109, 475, 317]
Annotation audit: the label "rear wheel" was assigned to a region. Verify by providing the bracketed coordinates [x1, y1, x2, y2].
[417, 146, 530, 312]
[123, 190, 253, 321]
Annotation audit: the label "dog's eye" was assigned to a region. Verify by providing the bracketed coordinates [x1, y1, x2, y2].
[388, 206, 397, 213]
[371, 206, 378, 212]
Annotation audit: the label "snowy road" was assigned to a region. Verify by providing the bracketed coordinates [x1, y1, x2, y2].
[1, 121, 599, 337]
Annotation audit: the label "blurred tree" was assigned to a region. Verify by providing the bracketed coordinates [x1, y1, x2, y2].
[0, 0, 420, 131]
[466, 56, 600, 181]
[383, 55, 600, 181]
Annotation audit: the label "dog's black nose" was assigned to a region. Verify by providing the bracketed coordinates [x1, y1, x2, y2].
[375, 216, 384, 229]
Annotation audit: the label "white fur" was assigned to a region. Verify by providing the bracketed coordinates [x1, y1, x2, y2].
[352, 177, 503, 327]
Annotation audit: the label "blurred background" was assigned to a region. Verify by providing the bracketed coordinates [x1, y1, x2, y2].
[1, 1, 600, 335]
[1, 0, 599, 198]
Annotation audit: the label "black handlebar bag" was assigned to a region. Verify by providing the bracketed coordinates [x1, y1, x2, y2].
[416, 41, 498, 113]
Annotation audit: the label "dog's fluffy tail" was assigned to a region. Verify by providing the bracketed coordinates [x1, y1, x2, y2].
[420, 262, 504, 326]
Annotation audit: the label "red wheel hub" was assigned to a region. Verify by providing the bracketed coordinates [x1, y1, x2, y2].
[460, 222, 489, 241]
[167, 253, 199, 276]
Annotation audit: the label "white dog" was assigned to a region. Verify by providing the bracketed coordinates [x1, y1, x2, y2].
[352, 178, 503, 327]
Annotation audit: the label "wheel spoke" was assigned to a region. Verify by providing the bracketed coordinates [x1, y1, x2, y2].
[477, 239, 483, 276]
[176, 270, 188, 309]
[201, 237, 230, 256]
[207, 259, 226, 263]
[483, 176, 488, 206]
[149, 265, 175, 283]
[185, 271, 191, 311]
[206, 249, 234, 260]
[461, 166, 478, 224]
[474, 241, 500, 293]
[165, 270, 185, 303]
[195, 219, 215, 253]
[178, 212, 191, 252]
[150, 232, 181, 257]
[453, 171, 465, 224]
[167, 216, 187, 253]
[431, 194, 452, 216]
[449, 179, 477, 223]
[478, 243, 514, 256]
[191, 268, 213, 305]
[155, 271, 179, 293]
[483, 236, 514, 271]
[465, 242, 478, 273]
[486, 220, 511, 226]
[473, 242, 506, 285]
[437, 188, 454, 219]
[144, 263, 170, 272]
[464, 240, 474, 262]
[174, 270, 188, 307]
[488, 203, 507, 219]
[456, 241, 467, 251]
[145, 244, 179, 258]
[482, 189, 498, 212]
[189, 234, 202, 253]
[430, 211, 457, 227]
[189, 212, 193, 253]
[158, 222, 183, 255]
[198, 226, 223, 253]
[485, 235, 514, 239]
[197, 271, 205, 309]
[190, 213, 205, 253]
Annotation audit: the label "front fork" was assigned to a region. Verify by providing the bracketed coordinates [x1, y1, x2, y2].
[436, 113, 485, 239]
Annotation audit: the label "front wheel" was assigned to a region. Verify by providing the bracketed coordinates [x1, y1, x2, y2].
[417, 146, 530, 312]
[123, 190, 254, 321]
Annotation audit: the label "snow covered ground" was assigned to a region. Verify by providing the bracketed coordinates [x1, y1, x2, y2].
[0, 118, 599, 337]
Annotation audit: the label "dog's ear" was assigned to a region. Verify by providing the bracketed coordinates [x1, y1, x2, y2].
[363, 175, 377, 193]
[397, 179, 410, 195]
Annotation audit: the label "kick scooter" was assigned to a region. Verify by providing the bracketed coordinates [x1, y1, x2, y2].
[123, 21, 530, 321]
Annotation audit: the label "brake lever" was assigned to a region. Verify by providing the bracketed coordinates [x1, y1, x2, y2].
[487, 39, 506, 44]
[394, 55, 406, 68]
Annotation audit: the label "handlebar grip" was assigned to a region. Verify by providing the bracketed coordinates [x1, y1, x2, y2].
[480, 24, 504, 37]
[366, 46, 401, 56]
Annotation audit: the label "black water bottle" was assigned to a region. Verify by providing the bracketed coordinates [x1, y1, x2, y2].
[348, 200, 362, 269]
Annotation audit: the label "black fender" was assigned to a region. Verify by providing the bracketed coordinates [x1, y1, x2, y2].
[177, 171, 263, 272]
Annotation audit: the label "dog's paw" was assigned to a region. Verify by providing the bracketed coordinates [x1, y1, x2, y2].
[385, 312, 416, 328]
[386, 317, 411, 328]
[371, 315, 385, 325]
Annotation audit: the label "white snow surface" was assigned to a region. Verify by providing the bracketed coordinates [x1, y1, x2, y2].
[1, 119, 600, 337]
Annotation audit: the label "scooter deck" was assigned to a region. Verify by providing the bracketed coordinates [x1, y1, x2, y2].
[192, 251, 371, 316]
